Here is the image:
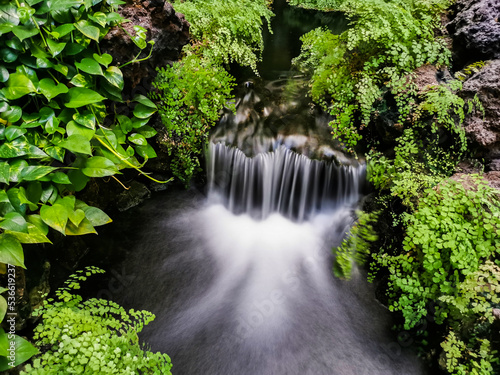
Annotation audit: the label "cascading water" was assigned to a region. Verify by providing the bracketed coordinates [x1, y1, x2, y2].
[94, 79, 426, 375]
[90, 2, 427, 373]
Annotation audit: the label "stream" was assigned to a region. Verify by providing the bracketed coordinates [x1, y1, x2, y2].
[85, 1, 427, 374]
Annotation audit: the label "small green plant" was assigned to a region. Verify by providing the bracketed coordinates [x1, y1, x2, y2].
[151, 52, 236, 184]
[21, 266, 172, 374]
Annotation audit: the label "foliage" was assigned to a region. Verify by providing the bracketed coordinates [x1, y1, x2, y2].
[288, 0, 342, 10]
[20, 266, 172, 374]
[0, 0, 160, 271]
[151, 53, 235, 184]
[333, 210, 378, 279]
[172, 0, 273, 73]
[292, 0, 452, 151]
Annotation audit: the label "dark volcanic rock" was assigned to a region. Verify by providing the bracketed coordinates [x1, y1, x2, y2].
[447, 0, 500, 66]
[102, 0, 189, 92]
[460, 59, 500, 162]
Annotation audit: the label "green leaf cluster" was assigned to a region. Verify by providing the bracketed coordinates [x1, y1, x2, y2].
[172, 0, 274, 73]
[20, 267, 172, 374]
[0, 0, 159, 269]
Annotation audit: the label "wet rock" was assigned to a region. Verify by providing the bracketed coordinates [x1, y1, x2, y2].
[447, 0, 500, 65]
[115, 180, 151, 211]
[459, 60, 500, 162]
[101, 0, 189, 91]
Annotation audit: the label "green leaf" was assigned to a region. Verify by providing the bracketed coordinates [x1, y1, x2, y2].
[0, 212, 28, 233]
[68, 208, 85, 226]
[0, 234, 25, 268]
[103, 66, 123, 89]
[128, 133, 147, 146]
[50, 23, 75, 38]
[0, 65, 9, 82]
[65, 217, 96, 235]
[134, 94, 157, 108]
[89, 12, 107, 27]
[8, 334, 38, 367]
[5, 126, 26, 141]
[82, 206, 112, 226]
[0, 162, 10, 184]
[82, 156, 119, 177]
[69, 73, 92, 88]
[93, 53, 112, 67]
[73, 111, 95, 129]
[0, 48, 19, 63]
[11, 25, 39, 41]
[5, 223, 51, 244]
[133, 103, 157, 119]
[0, 139, 31, 158]
[20, 166, 58, 181]
[65, 43, 85, 55]
[44, 145, 65, 162]
[8, 160, 28, 182]
[68, 169, 89, 191]
[2, 73, 36, 100]
[46, 38, 66, 58]
[0, 296, 6, 323]
[26, 214, 49, 235]
[40, 204, 69, 235]
[1, 106, 22, 123]
[75, 57, 103, 75]
[59, 134, 92, 155]
[117, 115, 133, 133]
[64, 87, 105, 108]
[138, 125, 157, 138]
[74, 19, 100, 42]
[135, 144, 157, 159]
[67, 120, 95, 140]
[47, 0, 84, 11]
[50, 171, 72, 184]
[39, 78, 69, 101]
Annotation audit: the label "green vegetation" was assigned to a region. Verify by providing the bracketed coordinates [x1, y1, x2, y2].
[289, 0, 500, 373]
[152, 0, 273, 184]
[21, 267, 172, 374]
[0, 0, 168, 370]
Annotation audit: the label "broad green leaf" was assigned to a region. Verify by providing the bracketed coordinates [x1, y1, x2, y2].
[8, 159, 28, 182]
[106, 12, 124, 23]
[28, 145, 48, 159]
[5, 223, 51, 244]
[117, 115, 133, 133]
[0, 139, 31, 158]
[65, 43, 85, 55]
[1, 106, 22, 123]
[0, 162, 10, 184]
[128, 133, 147, 146]
[73, 111, 95, 129]
[44, 145, 65, 162]
[67, 120, 95, 140]
[135, 144, 157, 159]
[50, 172, 71, 184]
[82, 206, 112, 226]
[59, 134, 92, 155]
[5, 334, 38, 367]
[17, 187, 38, 211]
[69, 73, 92, 88]
[89, 12, 107, 27]
[5, 126, 26, 141]
[20, 166, 58, 181]
[26, 181, 42, 204]
[82, 156, 119, 177]
[0, 212, 28, 233]
[103, 66, 123, 89]
[134, 94, 157, 109]
[40, 204, 69, 235]
[6, 38, 23, 51]
[51, 23, 75, 38]
[26, 214, 49, 235]
[55, 195, 75, 211]
[64, 87, 105, 108]
[75, 58, 103, 75]
[0, 65, 9, 82]
[40, 184, 58, 205]
[53, 64, 69, 76]
[93, 53, 112, 67]
[0, 48, 19, 63]
[74, 19, 100, 42]
[133, 103, 157, 119]
[47, 0, 83, 11]
[68, 169, 89, 192]
[69, 208, 85, 226]
[2, 73, 36, 100]
[65, 217, 96, 235]
[0, 234, 25, 268]
[0, 327, 9, 357]
[138, 125, 157, 138]
[39, 78, 69, 101]
[46, 38, 66, 57]
[12, 25, 38, 41]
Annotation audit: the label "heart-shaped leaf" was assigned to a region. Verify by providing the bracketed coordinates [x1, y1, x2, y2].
[39, 78, 69, 101]
[93, 53, 112, 67]
[67, 120, 95, 140]
[0, 212, 28, 233]
[58, 134, 92, 155]
[103, 66, 123, 89]
[69, 208, 86, 226]
[82, 206, 112, 226]
[64, 87, 105, 108]
[40, 203, 69, 235]
[82, 156, 119, 177]
[74, 19, 100, 42]
[75, 58, 103, 75]
[0, 234, 25, 268]
[2, 72, 36, 100]
[46, 38, 66, 58]
[73, 111, 95, 129]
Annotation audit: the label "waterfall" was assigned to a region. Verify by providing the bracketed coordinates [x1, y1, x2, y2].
[207, 142, 366, 221]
